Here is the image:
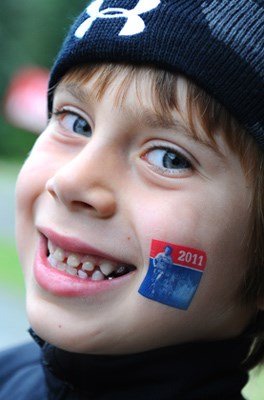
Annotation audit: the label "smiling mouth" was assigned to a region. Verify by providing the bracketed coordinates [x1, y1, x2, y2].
[47, 239, 136, 281]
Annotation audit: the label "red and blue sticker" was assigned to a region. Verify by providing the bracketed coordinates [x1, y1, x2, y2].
[138, 240, 207, 310]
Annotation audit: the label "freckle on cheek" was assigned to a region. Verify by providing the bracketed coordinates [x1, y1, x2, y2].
[138, 239, 207, 310]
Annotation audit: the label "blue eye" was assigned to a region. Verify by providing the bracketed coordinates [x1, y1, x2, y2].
[144, 148, 191, 173]
[53, 110, 92, 137]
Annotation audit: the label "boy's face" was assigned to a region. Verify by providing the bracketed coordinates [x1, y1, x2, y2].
[16, 69, 253, 354]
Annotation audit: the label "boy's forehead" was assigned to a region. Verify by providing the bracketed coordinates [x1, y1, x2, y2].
[56, 68, 195, 130]
[55, 78, 186, 130]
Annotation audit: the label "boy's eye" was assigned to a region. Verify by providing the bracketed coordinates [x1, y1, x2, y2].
[53, 109, 92, 137]
[143, 147, 192, 174]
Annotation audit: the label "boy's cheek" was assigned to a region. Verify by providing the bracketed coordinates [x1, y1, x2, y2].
[16, 159, 45, 209]
[138, 239, 207, 310]
[133, 195, 202, 243]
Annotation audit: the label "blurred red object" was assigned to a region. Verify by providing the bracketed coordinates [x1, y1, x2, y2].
[4, 66, 50, 134]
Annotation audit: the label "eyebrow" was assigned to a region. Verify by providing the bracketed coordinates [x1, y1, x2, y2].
[56, 83, 92, 106]
[55, 83, 225, 160]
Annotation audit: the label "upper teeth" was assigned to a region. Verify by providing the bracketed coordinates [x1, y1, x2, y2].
[47, 239, 133, 281]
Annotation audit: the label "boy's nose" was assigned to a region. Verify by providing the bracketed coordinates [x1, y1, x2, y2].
[45, 149, 117, 219]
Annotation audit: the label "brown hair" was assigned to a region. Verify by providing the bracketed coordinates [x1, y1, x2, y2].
[55, 63, 264, 368]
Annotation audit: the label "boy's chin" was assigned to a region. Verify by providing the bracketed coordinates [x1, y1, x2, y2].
[28, 316, 112, 355]
[25, 295, 133, 355]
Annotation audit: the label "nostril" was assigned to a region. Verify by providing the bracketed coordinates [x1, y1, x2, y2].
[46, 178, 57, 198]
[72, 201, 94, 210]
[78, 189, 117, 218]
[47, 188, 56, 199]
[45, 175, 116, 218]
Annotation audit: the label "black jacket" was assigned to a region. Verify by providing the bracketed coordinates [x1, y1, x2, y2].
[0, 330, 250, 400]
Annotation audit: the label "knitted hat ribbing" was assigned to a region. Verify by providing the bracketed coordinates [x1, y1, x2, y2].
[48, 0, 264, 149]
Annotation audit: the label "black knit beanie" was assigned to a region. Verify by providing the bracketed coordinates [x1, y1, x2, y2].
[48, 0, 264, 149]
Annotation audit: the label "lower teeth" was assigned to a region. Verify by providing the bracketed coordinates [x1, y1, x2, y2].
[78, 270, 88, 280]
[47, 253, 134, 281]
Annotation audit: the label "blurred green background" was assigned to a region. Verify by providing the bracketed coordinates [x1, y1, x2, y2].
[0, 1, 90, 349]
[0, 0, 87, 349]
[0, 1, 263, 398]
[0, 0, 87, 161]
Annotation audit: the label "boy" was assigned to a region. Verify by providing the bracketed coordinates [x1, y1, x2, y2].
[0, 0, 263, 399]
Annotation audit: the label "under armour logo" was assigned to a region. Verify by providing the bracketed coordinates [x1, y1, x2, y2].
[75, 0, 161, 38]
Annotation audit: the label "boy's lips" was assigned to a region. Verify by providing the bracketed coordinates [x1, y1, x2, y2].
[34, 229, 136, 297]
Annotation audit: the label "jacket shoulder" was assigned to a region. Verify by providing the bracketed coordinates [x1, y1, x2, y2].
[0, 341, 47, 400]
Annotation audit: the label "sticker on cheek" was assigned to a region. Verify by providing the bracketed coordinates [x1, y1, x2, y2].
[138, 240, 207, 310]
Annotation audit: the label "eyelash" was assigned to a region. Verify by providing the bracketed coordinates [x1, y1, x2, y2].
[51, 109, 193, 177]
[142, 144, 193, 176]
[52, 108, 81, 121]
[51, 108, 92, 137]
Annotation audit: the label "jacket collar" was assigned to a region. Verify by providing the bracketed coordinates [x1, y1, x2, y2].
[30, 329, 250, 399]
